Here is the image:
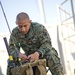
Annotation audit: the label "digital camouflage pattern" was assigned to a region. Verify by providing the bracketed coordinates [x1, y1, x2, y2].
[7, 22, 64, 75]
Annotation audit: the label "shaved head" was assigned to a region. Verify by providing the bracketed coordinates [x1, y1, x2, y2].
[16, 12, 31, 34]
[16, 12, 30, 21]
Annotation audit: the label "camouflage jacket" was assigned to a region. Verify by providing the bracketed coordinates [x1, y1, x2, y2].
[9, 22, 52, 58]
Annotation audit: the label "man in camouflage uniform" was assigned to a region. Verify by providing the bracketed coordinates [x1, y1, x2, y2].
[7, 12, 64, 75]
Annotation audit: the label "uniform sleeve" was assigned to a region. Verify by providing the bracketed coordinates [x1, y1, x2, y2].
[37, 26, 52, 57]
[9, 29, 20, 58]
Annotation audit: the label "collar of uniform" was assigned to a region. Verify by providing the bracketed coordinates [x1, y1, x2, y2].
[26, 23, 34, 39]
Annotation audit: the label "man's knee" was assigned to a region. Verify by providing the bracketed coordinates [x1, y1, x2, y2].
[45, 49, 64, 75]
[45, 49, 60, 67]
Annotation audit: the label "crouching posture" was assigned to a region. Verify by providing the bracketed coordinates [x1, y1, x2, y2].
[7, 12, 64, 75]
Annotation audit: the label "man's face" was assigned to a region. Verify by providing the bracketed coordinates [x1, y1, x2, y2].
[16, 19, 31, 34]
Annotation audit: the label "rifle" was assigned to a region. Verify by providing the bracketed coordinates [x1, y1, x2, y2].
[3, 37, 22, 75]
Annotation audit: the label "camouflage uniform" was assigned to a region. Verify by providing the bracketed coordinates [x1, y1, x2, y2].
[7, 22, 64, 75]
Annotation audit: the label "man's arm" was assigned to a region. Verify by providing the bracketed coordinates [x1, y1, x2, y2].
[9, 29, 28, 62]
[37, 25, 53, 58]
[9, 29, 20, 58]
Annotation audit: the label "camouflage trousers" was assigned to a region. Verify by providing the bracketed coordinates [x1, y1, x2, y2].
[7, 49, 64, 75]
[43, 48, 64, 75]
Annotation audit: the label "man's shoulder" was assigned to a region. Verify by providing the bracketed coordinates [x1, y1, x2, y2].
[32, 22, 43, 27]
[12, 27, 19, 34]
[32, 22, 45, 31]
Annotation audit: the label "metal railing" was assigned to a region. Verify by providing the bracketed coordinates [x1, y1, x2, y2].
[57, 0, 75, 75]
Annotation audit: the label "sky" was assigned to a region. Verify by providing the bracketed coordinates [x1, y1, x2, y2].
[0, 0, 75, 33]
